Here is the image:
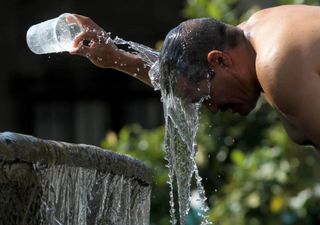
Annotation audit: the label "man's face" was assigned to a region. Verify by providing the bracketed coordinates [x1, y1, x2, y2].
[175, 76, 211, 103]
[207, 69, 260, 116]
[175, 71, 260, 116]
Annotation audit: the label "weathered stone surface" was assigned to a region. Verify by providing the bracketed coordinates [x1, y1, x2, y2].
[0, 132, 152, 184]
[0, 132, 152, 225]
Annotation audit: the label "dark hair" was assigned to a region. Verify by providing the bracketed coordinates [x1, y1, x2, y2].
[158, 18, 241, 92]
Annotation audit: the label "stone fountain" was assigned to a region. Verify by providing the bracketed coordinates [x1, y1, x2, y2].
[0, 132, 152, 225]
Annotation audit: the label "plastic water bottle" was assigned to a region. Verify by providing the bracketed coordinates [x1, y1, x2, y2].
[26, 13, 83, 54]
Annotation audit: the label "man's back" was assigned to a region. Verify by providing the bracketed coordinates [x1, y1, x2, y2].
[243, 5, 320, 147]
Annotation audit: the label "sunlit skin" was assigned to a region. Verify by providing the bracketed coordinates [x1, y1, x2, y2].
[177, 40, 260, 116]
[70, 5, 320, 149]
[69, 14, 152, 86]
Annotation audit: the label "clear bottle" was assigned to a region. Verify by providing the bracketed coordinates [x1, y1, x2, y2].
[26, 13, 83, 54]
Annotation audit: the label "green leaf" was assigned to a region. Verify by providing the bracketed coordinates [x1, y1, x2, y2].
[231, 150, 246, 167]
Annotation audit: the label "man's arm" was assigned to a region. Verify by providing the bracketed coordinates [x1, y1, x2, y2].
[69, 15, 158, 86]
[277, 111, 316, 147]
[284, 71, 320, 149]
[260, 55, 320, 149]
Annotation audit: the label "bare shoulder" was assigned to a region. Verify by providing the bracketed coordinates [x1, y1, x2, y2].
[247, 4, 320, 21]
[257, 47, 320, 147]
[245, 4, 320, 40]
[248, 5, 320, 147]
[255, 46, 309, 114]
[248, 5, 320, 111]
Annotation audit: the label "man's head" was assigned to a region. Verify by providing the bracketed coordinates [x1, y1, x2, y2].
[159, 18, 261, 115]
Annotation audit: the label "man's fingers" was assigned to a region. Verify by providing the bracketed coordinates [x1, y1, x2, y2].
[72, 33, 85, 48]
[71, 14, 90, 22]
[65, 14, 79, 25]
[71, 14, 100, 30]
[71, 31, 98, 48]
[71, 14, 90, 24]
[69, 42, 92, 56]
[72, 32, 87, 48]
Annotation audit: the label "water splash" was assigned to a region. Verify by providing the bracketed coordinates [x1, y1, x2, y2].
[161, 88, 210, 225]
[38, 164, 151, 225]
[105, 33, 211, 224]
[146, 38, 211, 224]
[113, 36, 159, 69]
[0, 132, 152, 225]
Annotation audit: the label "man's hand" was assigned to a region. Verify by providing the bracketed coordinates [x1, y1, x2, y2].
[68, 14, 155, 86]
[69, 14, 120, 69]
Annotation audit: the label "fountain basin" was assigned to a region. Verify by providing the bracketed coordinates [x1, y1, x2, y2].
[0, 132, 152, 225]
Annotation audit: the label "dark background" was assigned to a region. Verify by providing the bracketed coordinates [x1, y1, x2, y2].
[0, 0, 186, 145]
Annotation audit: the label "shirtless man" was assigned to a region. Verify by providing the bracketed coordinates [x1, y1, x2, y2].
[70, 4, 320, 149]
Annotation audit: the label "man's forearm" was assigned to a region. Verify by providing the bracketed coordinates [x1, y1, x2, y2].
[69, 15, 160, 87]
[112, 49, 158, 86]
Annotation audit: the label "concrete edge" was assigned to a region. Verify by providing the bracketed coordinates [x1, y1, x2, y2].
[0, 132, 152, 185]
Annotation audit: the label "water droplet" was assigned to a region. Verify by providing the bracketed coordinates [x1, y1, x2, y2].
[224, 136, 235, 146]
[97, 33, 214, 224]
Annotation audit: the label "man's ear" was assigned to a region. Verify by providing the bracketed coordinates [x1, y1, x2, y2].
[207, 50, 232, 69]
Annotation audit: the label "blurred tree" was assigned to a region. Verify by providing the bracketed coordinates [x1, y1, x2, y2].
[101, 0, 320, 224]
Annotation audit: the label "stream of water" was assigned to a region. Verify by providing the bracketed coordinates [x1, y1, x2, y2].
[109, 35, 211, 224]
[26, 22, 212, 224]
[38, 164, 151, 225]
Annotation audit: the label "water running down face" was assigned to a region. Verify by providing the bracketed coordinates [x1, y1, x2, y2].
[174, 74, 258, 116]
[158, 17, 261, 116]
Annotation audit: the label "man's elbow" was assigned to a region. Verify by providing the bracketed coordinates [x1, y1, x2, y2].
[300, 140, 319, 149]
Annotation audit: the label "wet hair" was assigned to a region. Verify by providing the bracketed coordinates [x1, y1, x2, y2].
[159, 18, 242, 92]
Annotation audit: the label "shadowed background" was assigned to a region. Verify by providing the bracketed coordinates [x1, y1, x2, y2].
[0, 0, 188, 145]
[2, 1, 320, 225]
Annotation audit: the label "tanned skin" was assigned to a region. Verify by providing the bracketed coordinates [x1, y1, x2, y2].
[70, 5, 320, 149]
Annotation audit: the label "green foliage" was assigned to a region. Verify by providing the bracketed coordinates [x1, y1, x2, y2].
[101, 0, 320, 224]
[101, 105, 320, 225]
[183, 0, 260, 24]
[183, 0, 239, 24]
[203, 110, 320, 225]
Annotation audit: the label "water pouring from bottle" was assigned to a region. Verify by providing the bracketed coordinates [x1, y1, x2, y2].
[26, 13, 83, 54]
[26, 14, 212, 224]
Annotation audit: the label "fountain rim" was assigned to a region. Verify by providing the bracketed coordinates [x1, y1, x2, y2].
[0, 131, 152, 185]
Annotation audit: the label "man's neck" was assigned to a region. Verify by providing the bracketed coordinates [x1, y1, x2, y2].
[242, 31, 261, 93]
